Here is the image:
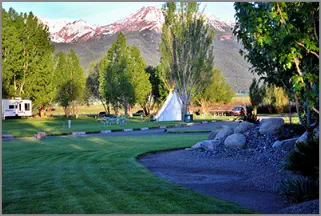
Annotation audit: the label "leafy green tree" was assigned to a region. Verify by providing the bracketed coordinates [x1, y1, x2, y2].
[144, 65, 169, 115]
[128, 46, 152, 115]
[56, 49, 85, 118]
[159, 2, 215, 120]
[85, 61, 110, 113]
[249, 78, 265, 115]
[2, 8, 55, 116]
[263, 84, 289, 114]
[99, 32, 134, 116]
[234, 2, 319, 137]
[194, 68, 235, 115]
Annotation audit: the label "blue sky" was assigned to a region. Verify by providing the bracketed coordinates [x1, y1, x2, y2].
[2, 2, 236, 25]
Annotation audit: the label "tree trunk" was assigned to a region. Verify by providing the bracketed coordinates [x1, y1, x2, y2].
[288, 102, 292, 126]
[253, 106, 257, 115]
[123, 102, 128, 116]
[39, 108, 45, 118]
[143, 106, 149, 116]
[181, 103, 188, 122]
[107, 104, 111, 114]
[113, 105, 119, 116]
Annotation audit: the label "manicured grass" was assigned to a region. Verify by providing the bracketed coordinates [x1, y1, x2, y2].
[2, 135, 255, 214]
[2, 116, 185, 137]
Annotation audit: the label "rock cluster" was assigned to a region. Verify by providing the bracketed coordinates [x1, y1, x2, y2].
[189, 118, 303, 166]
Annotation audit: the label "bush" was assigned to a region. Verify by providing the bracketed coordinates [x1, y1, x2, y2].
[241, 112, 260, 124]
[279, 177, 319, 203]
[285, 136, 319, 179]
[278, 123, 306, 140]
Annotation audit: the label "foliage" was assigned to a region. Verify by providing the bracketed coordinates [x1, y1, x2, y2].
[2, 8, 55, 115]
[194, 67, 235, 114]
[129, 46, 152, 111]
[55, 50, 86, 117]
[160, 2, 215, 119]
[143, 66, 169, 116]
[279, 177, 319, 203]
[285, 136, 319, 179]
[85, 61, 110, 112]
[241, 113, 260, 124]
[233, 2, 319, 134]
[249, 78, 265, 115]
[99, 32, 152, 116]
[263, 84, 289, 113]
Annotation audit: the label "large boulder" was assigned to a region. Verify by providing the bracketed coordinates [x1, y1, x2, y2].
[295, 126, 319, 144]
[191, 140, 220, 151]
[272, 138, 297, 151]
[234, 121, 256, 134]
[214, 126, 234, 142]
[224, 133, 246, 149]
[259, 118, 284, 135]
[296, 131, 308, 144]
[208, 130, 219, 140]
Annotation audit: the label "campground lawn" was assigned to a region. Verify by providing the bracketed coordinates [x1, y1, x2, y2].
[2, 134, 254, 214]
[2, 116, 184, 137]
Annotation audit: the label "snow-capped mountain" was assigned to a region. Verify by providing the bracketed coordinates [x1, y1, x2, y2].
[39, 6, 235, 43]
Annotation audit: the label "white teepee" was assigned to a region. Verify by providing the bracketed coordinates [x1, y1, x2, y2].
[155, 90, 182, 122]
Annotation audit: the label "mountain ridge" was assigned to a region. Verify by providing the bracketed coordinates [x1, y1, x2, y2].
[40, 6, 254, 93]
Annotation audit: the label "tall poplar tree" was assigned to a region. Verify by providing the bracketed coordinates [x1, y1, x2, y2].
[159, 2, 215, 120]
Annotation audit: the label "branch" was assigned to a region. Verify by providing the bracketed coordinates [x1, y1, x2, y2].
[293, 58, 302, 76]
[296, 41, 319, 59]
[312, 107, 319, 115]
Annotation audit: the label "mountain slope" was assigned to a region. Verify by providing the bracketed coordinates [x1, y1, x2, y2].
[46, 6, 254, 93]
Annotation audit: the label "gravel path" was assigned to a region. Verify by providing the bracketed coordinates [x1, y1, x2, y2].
[139, 149, 302, 214]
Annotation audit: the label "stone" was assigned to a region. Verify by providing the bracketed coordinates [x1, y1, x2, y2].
[214, 126, 234, 142]
[123, 128, 133, 132]
[224, 133, 246, 149]
[140, 127, 149, 131]
[313, 126, 319, 138]
[100, 130, 111, 134]
[234, 121, 256, 134]
[2, 134, 13, 138]
[208, 130, 219, 140]
[159, 126, 166, 129]
[191, 140, 220, 151]
[296, 131, 308, 144]
[72, 132, 86, 136]
[272, 138, 297, 151]
[35, 132, 47, 139]
[259, 118, 284, 135]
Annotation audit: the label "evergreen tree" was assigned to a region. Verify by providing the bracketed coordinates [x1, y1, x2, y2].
[159, 2, 215, 120]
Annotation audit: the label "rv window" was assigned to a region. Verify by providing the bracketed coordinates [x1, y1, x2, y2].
[9, 105, 14, 109]
[25, 103, 30, 111]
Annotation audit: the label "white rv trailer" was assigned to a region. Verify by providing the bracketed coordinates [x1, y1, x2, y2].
[2, 98, 32, 119]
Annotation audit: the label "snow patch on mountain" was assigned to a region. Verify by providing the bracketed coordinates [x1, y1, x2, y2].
[38, 6, 235, 43]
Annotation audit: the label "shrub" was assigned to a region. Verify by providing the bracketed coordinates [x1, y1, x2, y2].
[278, 123, 306, 140]
[279, 177, 319, 203]
[241, 112, 260, 124]
[285, 136, 319, 179]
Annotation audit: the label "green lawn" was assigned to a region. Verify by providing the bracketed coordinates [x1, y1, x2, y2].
[2, 116, 185, 137]
[2, 135, 255, 214]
